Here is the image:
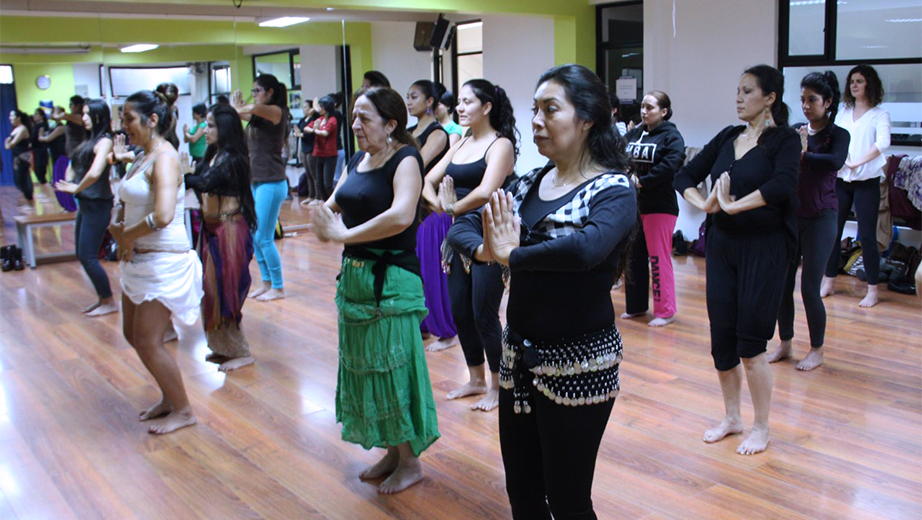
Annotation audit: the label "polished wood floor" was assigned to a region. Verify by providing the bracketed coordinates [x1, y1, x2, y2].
[1, 186, 920, 520]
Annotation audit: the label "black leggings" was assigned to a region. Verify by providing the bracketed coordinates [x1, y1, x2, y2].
[33, 149, 50, 184]
[499, 385, 614, 520]
[447, 253, 503, 372]
[826, 177, 881, 284]
[75, 198, 114, 299]
[706, 227, 790, 371]
[13, 156, 33, 201]
[778, 211, 838, 347]
[315, 155, 338, 201]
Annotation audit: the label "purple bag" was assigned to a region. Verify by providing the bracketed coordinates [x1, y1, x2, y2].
[52, 156, 77, 212]
[692, 222, 707, 257]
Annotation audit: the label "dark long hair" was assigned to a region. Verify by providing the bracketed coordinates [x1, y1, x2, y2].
[11, 109, 30, 129]
[357, 87, 419, 150]
[743, 64, 791, 145]
[254, 74, 288, 109]
[843, 64, 884, 108]
[801, 70, 841, 124]
[72, 98, 112, 171]
[125, 89, 174, 138]
[463, 78, 519, 159]
[439, 90, 457, 115]
[200, 103, 257, 231]
[155, 83, 180, 148]
[536, 64, 630, 172]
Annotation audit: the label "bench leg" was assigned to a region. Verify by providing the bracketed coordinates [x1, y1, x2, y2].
[26, 227, 37, 268]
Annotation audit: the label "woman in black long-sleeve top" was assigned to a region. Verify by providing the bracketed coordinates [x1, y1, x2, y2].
[673, 65, 800, 456]
[449, 64, 636, 520]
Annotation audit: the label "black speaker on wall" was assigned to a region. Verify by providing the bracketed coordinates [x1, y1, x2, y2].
[414, 22, 435, 51]
[430, 14, 450, 49]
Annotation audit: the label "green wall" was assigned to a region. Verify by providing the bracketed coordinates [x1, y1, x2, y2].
[12, 63, 77, 115]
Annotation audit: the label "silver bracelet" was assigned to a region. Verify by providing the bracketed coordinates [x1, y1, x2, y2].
[145, 213, 164, 231]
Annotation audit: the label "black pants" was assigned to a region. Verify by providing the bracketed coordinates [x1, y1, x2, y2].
[706, 227, 790, 371]
[447, 253, 503, 372]
[499, 385, 614, 520]
[13, 155, 33, 201]
[315, 155, 338, 201]
[33, 148, 50, 184]
[778, 211, 838, 347]
[75, 198, 114, 299]
[826, 177, 881, 284]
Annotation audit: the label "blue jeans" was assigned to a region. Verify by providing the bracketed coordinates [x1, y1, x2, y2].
[75, 198, 114, 299]
[252, 180, 287, 289]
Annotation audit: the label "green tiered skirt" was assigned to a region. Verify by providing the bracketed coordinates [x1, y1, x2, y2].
[335, 253, 441, 456]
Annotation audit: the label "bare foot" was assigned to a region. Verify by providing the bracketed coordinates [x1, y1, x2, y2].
[360, 450, 399, 480]
[648, 315, 675, 327]
[205, 352, 230, 364]
[139, 399, 173, 421]
[300, 198, 314, 206]
[249, 282, 271, 299]
[82, 301, 101, 313]
[256, 288, 285, 302]
[378, 461, 423, 494]
[796, 347, 824, 371]
[219, 355, 255, 372]
[703, 416, 743, 443]
[447, 381, 488, 400]
[819, 276, 835, 298]
[620, 311, 645, 320]
[426, 336, 457, 352]
[766, 339, 792, 363]
[86, 302, 118, 317]
[859, 286, 879, 308]
[147, 410, 197, 435]
[737, 426, 770, 455]
[471, 387, 499, 411]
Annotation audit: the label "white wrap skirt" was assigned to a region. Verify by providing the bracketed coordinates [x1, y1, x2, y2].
[120, 250, 204, 326]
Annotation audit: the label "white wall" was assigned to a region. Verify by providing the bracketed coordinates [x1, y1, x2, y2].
[482, 14, 555, 175]
[73, 63, 102, 99]
[299, 45, 338, 102]
[644, 0, 778, 238]
[370, 20, 433, 124]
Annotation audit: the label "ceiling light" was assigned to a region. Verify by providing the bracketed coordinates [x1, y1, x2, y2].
[259, 17, 310, 28]
[885, 18, 922, 23]
[121, 44, 159, 53]
[326, 7, 335, 11]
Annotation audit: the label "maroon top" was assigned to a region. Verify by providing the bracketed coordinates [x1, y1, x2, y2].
[311, 116, 339, 158]
[794, 123, 850, 218]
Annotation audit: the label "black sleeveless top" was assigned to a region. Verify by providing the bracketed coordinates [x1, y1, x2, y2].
[73, 134, 114, 200]
[336, 146, 425, 250]
[409, 121, 449, 173]
[444, 137, 499, 213]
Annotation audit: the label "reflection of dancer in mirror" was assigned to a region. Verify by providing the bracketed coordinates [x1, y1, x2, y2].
[185, 104, 258, 372]
[30, 108, 56, 201]
[232, 73, 289, 302]
[111, 89, 203, 434]
[448, 64, 636, 519]
[768, 71, 849, 371]
[312, 87, 440, 494]
[407, 79, 457, 352]
[4, 109, 33, 212]
[820, 65, 891, 308]
[675, 65, 800, 455]
[423, 78, 518, 412]
[183, 102, 208, 164]
[54, 99, 118, 317]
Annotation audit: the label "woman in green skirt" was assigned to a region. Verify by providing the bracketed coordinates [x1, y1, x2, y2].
[312, 86, 440, 494]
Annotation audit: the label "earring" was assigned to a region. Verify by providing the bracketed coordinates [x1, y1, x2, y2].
[387, 134, 392, 144]
[764, 107, 773, 128]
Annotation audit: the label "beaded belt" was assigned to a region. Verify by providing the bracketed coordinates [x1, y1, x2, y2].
[499, 325, 622, 414]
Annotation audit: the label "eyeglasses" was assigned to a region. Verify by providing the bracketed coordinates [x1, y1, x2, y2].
[251, 88, 265, 94]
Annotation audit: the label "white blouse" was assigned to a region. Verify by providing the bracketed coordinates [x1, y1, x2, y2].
[837, 105, 891, 183]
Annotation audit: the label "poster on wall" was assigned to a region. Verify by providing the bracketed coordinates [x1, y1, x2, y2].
[616, 76, 637, 103]
[289, 91, 302, 109]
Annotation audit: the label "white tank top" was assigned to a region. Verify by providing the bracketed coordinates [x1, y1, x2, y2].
[119, 148, 189, 251]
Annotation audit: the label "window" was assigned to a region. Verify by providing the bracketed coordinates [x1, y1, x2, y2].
[109, 66, 192, 99]
[779, 0, 922, 146]
[596, 2, 644, 117]
[252, 49, 299, 89]
[0, 65, 14, 84]
[454, 21, 483, 92]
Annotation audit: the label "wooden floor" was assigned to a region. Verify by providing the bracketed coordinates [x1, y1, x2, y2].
[1, 185, 920, 520]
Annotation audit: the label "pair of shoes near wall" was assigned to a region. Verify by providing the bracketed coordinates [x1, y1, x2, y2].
[1, 245, 24, 272]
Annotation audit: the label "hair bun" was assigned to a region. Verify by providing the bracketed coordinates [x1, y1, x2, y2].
[154, 83, 179, 107]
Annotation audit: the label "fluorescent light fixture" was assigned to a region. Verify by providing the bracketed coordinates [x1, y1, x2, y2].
[121, 44, 159, 53]
[458, 21, 483, 29]
[0, 65, 13, 84]
[259, 17, 310, 28]
[861, 45, 890, 49]
[326, 7, 335, 11]
[885, 18, 922, 23]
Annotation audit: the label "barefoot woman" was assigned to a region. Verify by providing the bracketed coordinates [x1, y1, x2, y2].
[112, 89, 203, 434]
[674, 65, 800, 455]
[312, 87, 439, 494]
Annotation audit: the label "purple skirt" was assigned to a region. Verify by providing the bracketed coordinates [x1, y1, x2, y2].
[416, 212, 457, 338]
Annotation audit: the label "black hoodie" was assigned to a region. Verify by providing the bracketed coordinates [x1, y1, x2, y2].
[624, 120, 686, 215]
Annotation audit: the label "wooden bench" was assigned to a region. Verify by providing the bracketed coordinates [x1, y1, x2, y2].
[13, 212, 78, 269]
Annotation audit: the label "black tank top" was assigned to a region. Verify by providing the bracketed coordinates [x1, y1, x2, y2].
[444, 137, 499, 213]
[409, 121, 449, 173]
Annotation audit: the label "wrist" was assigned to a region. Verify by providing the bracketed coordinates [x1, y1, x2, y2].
[445, 203, 455, 217]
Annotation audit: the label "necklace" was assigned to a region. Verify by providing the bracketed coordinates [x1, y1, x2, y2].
[551, 169, 582, 188]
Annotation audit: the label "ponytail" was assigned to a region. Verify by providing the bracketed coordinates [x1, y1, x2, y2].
[801, 70, 841, 124]
[254, 74, 288, 109]
[463, 78, 520, 160]
[744, 64, 790, 145]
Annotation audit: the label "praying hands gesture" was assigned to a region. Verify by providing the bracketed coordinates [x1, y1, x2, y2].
[231, 90, 246, 110]
[437, 176, 458, 215]
[482, 189, 520, 266]
[108, 134, 135, 164]
[716, 172, 740, 214]
[311, 205, 347, 243]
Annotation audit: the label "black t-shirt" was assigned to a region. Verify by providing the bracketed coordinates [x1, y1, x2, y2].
[409, 121, 449, 173]
[298, 114, 319, 153]
[335, 146, 425, 250]
[31, 121, 50, 150]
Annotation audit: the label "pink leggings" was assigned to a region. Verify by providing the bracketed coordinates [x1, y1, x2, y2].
[624, 213, 677, 318]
